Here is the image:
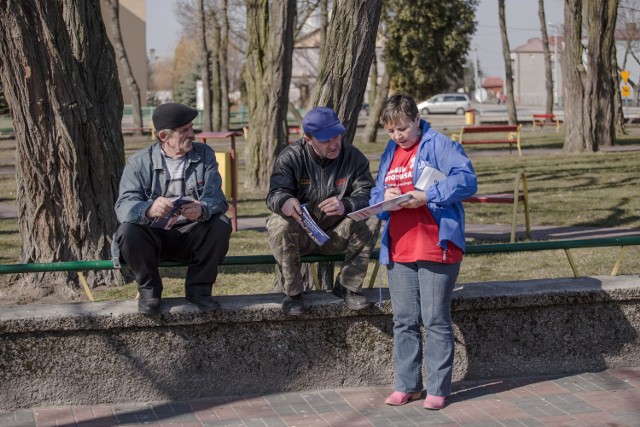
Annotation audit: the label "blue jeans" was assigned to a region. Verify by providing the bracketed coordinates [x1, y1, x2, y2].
[387, 261, 460, 397]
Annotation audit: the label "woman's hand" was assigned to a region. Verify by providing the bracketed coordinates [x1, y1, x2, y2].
[399, 190, 427, 209]
[384, 187, 403, 211]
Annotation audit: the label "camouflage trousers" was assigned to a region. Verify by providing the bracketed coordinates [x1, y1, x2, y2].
[266, 213, 381, 296]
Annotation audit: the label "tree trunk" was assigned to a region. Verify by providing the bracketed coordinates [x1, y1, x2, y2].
[538, 0, 554, 115]
[307, 0, 383, 289]
[210, 9, 222, 131]
[562, 0, 617, 152]
[0, 0, 125, 298]
[319, 0, 328, 60]
[368, 55, 378, 108]
[613, 47, 627, 136]
[309, 0, 384, 145]
[219, 0, 230, 131]
[197, 0, 212, 131]
[105, 0, 143, 133]
[244, 0, 296, 191]
[498, 0, 518, 125]
[361, 69, 390, 144]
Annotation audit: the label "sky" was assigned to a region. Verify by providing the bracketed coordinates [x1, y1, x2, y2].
[146, 0, 565, 78]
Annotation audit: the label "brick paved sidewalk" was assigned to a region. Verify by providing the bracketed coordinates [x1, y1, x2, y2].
[1, 368, 639, 427]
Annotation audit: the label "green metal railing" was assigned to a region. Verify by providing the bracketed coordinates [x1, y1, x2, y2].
[1, 236, 638, 275]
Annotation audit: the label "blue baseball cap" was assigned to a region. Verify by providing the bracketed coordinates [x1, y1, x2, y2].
[302, 107, 346, 142]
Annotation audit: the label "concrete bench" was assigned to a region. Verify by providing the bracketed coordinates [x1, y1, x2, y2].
[1, 274, 639, 410]
[532, 113, 561, 132]
[464, 171, 531, 243]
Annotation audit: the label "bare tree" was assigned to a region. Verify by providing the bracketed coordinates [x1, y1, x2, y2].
[210, 8, 222, 130]
[361, 69, 389, 144]
[219, 0, 231, 130]
[368, 55, 378, 109]
[0, 0, 124, 299]
[319, 0, 329, 59]
[538, 0, 554, 115]
[562, 0, 618, 152]
[197, 0, 213, 131]
[498, 0, 518, 125]
[243, 0, 296, 190]
[105, 0, 143, 133]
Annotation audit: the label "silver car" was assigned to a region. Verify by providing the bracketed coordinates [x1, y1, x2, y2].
[417, 93, 471, 115]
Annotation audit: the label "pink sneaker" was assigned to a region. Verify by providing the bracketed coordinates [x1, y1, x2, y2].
[423, 395, 446, 410]
[384, 391, 422, 406]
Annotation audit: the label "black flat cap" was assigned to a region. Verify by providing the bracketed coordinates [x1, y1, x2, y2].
[152, 103, 199, 131]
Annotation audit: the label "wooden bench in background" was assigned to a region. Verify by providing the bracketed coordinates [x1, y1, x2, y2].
[464, 171, 531, 243]
[532, 114, 561, 132]
[451, 124, 523, 156]
[243, 126, 302, 144]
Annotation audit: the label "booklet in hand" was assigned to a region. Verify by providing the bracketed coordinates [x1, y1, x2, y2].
[347, 193, 412, 221]
[298, 204, 330, 246]
[415, 165, 446, 191]
[150, 196, 194, 230]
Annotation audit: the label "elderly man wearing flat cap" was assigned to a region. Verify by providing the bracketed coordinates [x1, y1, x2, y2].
[266, 106, 380, 315]
[112, 102, 231, 315]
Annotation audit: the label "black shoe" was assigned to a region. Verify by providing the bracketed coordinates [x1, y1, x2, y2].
[332, 283, 368, 311]
[185, 295, 221, 311]
[138, 298, 161, 315]
[282, 294, 304, 315]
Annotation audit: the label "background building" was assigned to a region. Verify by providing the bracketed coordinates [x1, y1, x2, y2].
[511, 36, 564, 107]
[100, 0, 147, 107]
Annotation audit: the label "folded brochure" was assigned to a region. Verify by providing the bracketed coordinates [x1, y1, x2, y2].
[299, 204, 330, 245]
[414, 165, 446, 191]
[347, 165, 447, 222]
[150, 197, 194, 230]
[347, 193, 412, 221]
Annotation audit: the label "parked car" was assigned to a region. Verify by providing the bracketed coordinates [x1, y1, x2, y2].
[417, 93, 471, 115]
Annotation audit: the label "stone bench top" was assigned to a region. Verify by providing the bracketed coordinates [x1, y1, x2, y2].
[1, 275, 639, 334]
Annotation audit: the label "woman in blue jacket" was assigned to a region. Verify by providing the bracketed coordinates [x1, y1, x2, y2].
[371, 94, 477, 410]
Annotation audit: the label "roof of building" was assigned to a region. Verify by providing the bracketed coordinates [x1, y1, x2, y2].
[615, 23, 640, 41]
[514, 36, 564, 53]
[482, 76, 503, 88]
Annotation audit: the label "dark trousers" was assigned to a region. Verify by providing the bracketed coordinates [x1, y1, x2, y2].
[114, 214, 232, 299]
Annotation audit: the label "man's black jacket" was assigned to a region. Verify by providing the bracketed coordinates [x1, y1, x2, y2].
[266, 140, 374, 232]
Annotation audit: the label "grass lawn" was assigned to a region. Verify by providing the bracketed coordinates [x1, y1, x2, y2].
[0, 126, 639, 302]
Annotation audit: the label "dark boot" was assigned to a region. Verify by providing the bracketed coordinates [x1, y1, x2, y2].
[138, 298, 161, 315]
[185, 295, 221, 311]
[332, 282, 368, 311]
[282, 293, 304, 316]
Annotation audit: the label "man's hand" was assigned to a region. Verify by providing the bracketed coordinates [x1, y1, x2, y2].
[399, 190, 427, 209]
[180, 200, 203, 221]
[282, 198, 302, 221]
[146, 197, 175, 218]
[318, 196, 345, 217]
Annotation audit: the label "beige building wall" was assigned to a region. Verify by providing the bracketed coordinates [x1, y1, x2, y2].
[101, 0, 147, 107]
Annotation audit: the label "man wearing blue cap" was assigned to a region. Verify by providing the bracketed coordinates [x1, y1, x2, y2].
[266, 106, 380, 315]
[112, 102, 232, 315]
